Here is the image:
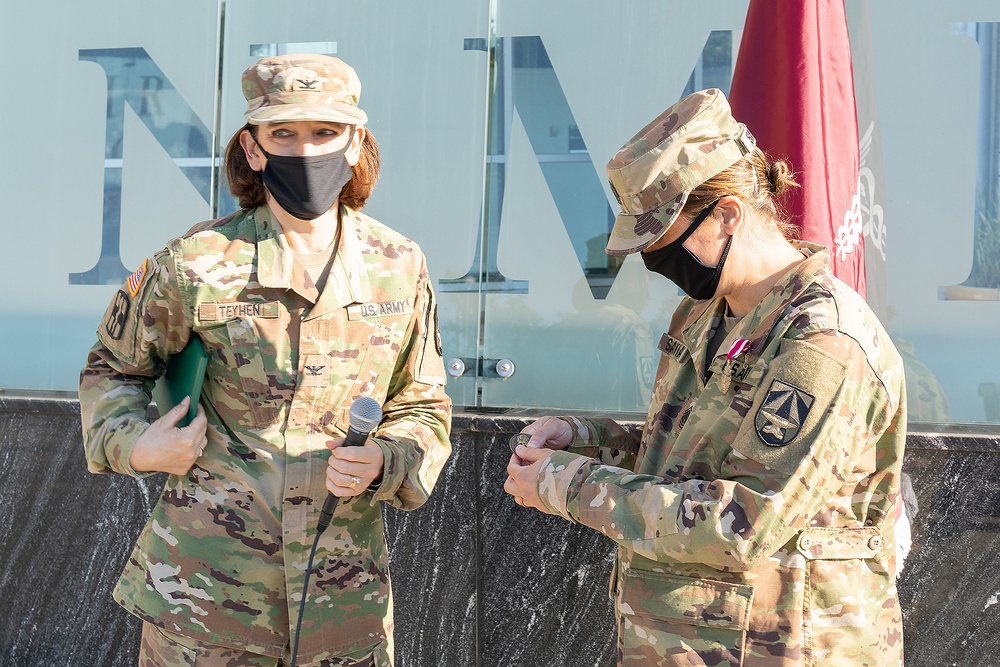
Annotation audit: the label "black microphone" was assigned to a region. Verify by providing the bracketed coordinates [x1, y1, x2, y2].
[317, 396, 382, 534]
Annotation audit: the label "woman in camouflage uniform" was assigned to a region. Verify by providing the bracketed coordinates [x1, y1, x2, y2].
[505, 89, 905, 666]
[80, 54, 452, 667]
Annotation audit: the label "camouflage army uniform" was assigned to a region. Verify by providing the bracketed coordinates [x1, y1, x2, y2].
[80, 204, 452, 665]
[535, 242, 905, 666]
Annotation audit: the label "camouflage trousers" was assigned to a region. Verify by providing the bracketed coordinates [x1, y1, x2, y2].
[138, 623, 391, 667]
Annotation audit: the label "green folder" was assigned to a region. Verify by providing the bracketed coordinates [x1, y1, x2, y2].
[152, 335, 209, 428]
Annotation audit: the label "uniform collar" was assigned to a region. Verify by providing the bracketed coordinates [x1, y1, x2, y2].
[253, 204, 372, 317]
[254, 205, 294, 288]
[309, 205, 372, 320]
[678, 241, 832, 370]
[737, 241, 830, 343]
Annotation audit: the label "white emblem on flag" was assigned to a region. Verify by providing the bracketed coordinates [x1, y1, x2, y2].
[859, 121, 887, 261]
[834, 178, 864, 261]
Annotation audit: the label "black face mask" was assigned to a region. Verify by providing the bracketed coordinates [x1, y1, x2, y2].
[641, 199, 731, 300]
[254, 131, 354, 221]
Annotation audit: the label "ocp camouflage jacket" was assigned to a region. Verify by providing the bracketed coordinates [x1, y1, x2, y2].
[80, 205, 452, 664]
[536, 243, 905, 666]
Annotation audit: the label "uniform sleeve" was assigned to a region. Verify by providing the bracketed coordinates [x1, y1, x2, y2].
[369, 257, 453, 511]
[560, 416, 641, 470]
[536, 330, 900, 571]
[79, 248, 192, 477]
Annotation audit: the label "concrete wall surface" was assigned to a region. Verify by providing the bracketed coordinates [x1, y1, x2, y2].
[1, 397, 997, 666]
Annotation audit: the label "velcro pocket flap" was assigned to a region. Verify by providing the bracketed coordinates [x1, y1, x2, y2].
[619, 569, 753, 631]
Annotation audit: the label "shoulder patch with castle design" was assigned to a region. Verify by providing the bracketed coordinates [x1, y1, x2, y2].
[104, 290, 132, 341]
[98, 256, 163, 363]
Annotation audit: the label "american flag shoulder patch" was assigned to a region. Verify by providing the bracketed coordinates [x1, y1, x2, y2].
[127, 259, 148, 296]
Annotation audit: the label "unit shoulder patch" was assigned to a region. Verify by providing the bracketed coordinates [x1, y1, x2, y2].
[731, 339, 848, 476]
[754, 380, 815, 446]
[104, 290, 132, 341]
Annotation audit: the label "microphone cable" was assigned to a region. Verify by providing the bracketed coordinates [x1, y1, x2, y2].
[289, 397, 382, 666]
[290, 530, 321, 666]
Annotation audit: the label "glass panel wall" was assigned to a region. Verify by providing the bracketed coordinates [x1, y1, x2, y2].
[0, 0, 997, 424]
[218, 1, 491, 408]
[473, 1, 750, 411]
[864, 2, 1000, 424]
[0, 0, 220, 393]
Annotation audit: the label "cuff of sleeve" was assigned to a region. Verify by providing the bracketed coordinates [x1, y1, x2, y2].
[108, 417, 155, 478]
[558, 416, 592, 449]
[369, 436, 401, 501]
[536, 451, 593, 522]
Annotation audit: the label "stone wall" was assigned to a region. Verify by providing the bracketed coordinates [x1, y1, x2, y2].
[1, 397, 997, 666]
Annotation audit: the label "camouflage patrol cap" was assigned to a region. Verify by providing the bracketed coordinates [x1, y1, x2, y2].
[242, 54, 368, 125]
[605, 88, 755, 255]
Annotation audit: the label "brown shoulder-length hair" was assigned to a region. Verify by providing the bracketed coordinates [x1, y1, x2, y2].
[223, 123, 381, 211]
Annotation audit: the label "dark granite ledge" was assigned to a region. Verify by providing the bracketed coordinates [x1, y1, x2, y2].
[3, 398, 1000, 666]
[453, 408, 643, 436]
[0, 393, 81, 415]
[906, 425, 1000, 452]
[453, 408, 1000, 448]
[4, 397, 999, 447]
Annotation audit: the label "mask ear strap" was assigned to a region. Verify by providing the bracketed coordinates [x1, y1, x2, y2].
[346, 125, 361, 153]
[248, 128, 273, 160]
[667, 199, 721, 248]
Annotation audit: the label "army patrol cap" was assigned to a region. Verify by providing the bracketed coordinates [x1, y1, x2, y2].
[242, 53, 368, 125]
[605, 88, 755, 255]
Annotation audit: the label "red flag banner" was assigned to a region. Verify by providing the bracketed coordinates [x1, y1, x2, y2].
[729, 0, 865, 297]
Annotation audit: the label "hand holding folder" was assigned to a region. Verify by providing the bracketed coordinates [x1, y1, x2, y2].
[152, 335, 209, 428]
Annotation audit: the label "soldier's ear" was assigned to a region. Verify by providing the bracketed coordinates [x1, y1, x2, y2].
[240, 129, 265, 172]
[345, 126, 366, 167]
[715, 196, 744, 236]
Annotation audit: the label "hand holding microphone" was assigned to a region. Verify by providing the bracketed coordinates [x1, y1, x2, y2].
[318, 397, 383, 534]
